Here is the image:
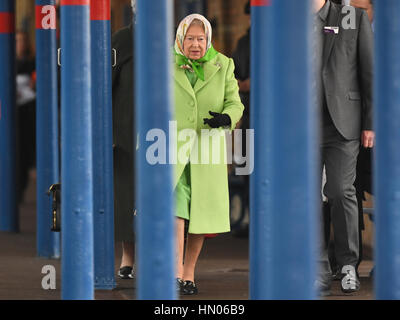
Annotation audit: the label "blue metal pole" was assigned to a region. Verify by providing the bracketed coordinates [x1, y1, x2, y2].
[250, 0, 317, 299]
[249, 0, 274, 300]
[35, 0, 61, 258]
[60, 0, 94, 300]
[135, 0, 175, 299]
[0, 0, 18, 232]
[90, 0, 116, 290]
[374, 0, 400, 300]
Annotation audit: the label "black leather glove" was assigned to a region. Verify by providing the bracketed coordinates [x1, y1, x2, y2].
[203, 111, 231, 128]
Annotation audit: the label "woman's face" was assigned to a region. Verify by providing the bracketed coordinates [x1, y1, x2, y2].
[183, 24, 207, 60]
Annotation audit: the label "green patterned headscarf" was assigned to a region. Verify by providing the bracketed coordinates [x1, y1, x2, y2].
[174, 14, 218, 81]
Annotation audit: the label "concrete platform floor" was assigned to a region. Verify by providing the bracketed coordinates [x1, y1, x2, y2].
[0, 170, 375, 300]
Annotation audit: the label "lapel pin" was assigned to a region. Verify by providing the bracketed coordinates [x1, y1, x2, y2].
[324, 26, 339, 34]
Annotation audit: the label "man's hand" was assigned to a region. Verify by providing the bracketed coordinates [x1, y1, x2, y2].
[361, 130, 375, 148]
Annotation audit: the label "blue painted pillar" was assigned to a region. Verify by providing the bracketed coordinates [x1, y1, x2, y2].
[135, 1, 175, 299]
[60, 0, 94, 300]
[35, 0, 61, 258]
[0, 1, 18, 232]
[250, 0, 317, 299]
[374, 0, 400, 300]
[249, 0, 273, 300]
[90, 0, 116, 290]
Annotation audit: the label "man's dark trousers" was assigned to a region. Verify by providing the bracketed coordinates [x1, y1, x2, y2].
[319, 123, 360, 279]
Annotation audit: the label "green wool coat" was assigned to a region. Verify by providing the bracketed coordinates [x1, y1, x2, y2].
[174, 53, 244, 234]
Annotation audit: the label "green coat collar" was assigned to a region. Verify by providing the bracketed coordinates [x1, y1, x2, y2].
[174, 56, 222, 96]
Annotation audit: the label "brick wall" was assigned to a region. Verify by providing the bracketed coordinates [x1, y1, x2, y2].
[207, 0, 250, 57]
[16, 0, 36, 50]
[111, 0, 131, 33]
[15, 0, 250, 57]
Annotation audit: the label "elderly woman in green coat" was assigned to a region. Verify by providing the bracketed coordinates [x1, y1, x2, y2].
[174, 14, 244, 295]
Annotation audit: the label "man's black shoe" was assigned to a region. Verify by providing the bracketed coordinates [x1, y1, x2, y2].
[340, 265, 360, 293]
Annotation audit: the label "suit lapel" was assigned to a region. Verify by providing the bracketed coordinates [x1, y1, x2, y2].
[174, 64, 195, 98]
[193, 59, 221, 93]
[323, 3, 341, 68]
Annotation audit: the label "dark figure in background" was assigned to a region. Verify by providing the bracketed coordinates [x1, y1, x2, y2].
[16, 30, 36, 204]
[232, 1, 250, 126]
[354, 148, 373, 268]
[232, 1, 250, 134]
[312, 0, 374, 296]
[231, 1, 251, 236]
[112, 11, 136, 279]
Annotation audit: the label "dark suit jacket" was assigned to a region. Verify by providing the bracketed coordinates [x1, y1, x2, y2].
[322, 1, 373, 140]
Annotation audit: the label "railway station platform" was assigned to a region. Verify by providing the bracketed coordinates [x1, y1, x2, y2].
[0, 170, 374, 300]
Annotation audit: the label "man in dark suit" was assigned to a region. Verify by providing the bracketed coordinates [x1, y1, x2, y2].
[312, 0, 374, 295]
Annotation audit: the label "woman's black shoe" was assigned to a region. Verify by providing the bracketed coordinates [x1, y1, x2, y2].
[176, 278, 184, 292]
[118, 266, 134, 279]
[181, 280, 198, 295]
